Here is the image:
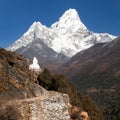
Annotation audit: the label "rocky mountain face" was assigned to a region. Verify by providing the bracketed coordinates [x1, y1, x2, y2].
[0, 48, 106, 120]
[60, 36, 120, 90]
[15, 38, 68, 69]
[0, 48, 71, 120]
[0, 48, 96, 120]
[7, 9, 116, 68]
[59, 36, 120, 120]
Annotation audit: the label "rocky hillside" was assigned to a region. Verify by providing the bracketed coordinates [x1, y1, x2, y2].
[0, 48, 105, 120]
[60, 36, 120, 91]
[0, 48, 72, 120]
[59, 36, 120, 120]
[37, 69, 104, 120]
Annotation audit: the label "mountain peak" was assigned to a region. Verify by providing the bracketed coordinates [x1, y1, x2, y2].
[22, 21, 43, 37]
[62, 8, 80, 20]
[51, 8, 87, 32]
[30, 21, 42, 28]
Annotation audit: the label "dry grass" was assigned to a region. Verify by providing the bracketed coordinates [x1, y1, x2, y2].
[0, 103, 22, 120]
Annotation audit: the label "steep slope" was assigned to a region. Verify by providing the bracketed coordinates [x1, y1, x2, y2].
[16, 38, 68, 68]
[8, 22, 52, 51]
[0, 48, 71, 120]
[59, 36, 120, 120]
[50, 9, 115, 57]
[0, 48, 105, 120]
[60, 36, 120, 88]
[8, 8, 116, 60]
[37, 68, 104, 120]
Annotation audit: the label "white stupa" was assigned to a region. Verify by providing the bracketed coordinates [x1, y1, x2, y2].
[29, 57, 41, 72]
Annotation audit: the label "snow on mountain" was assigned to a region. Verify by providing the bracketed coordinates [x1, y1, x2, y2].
[8, 22, 52, 51]
[7, 8, 116, 57]
[51, 8, 87, 33]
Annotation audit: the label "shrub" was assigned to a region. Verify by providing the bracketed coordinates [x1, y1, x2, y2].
[37, 69, 104, 120]
[0, 104, 22, 120]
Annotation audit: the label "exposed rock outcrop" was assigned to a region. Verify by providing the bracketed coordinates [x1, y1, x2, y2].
[0, 48, 71, 120]
[1, 92, 70, 120]
[0, 48, 91, 120]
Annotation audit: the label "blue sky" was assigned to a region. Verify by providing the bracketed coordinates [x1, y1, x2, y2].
[0, 0, 119, 48]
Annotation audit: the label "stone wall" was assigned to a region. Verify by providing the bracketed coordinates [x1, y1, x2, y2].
[41, 92, 70, 120]
[4, 91, 70, 120]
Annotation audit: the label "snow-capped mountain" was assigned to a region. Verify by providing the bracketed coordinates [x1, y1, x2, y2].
[8, 8, 116, 58]
[15, 38, 68, 66]
[8, 22, 52, 51]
